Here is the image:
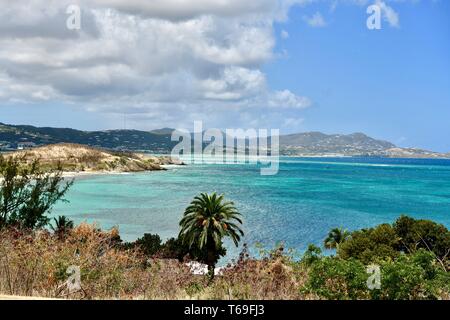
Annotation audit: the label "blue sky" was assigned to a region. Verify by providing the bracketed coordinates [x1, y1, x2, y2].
[0, 0, 449, 151]
[267, 0, 450, 151]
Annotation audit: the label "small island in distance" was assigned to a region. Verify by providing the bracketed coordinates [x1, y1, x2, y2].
[0, 122, 449, 159]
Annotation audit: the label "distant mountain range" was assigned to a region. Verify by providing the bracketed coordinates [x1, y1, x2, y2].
[0, 122, 448, 159]
[0, 122, 175, 153]
[279, 132, 394, 155]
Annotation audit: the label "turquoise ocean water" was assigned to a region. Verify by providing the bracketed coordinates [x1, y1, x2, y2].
[53, 157, 450, 261]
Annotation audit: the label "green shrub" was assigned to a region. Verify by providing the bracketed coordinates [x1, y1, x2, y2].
[338, 224, 400, 264]
[123, 233, 162, 256]
[158, 237, 188, 260]
[377, 250, 447, 300]
[394, 215, 450, 262]
[303, 249, 449, 300]
[303, 256, 369, 300]
[0, 155, 72, 229]
[301, 244, 322, 267]
[159, 237, 227, 263]
[336, 216, 450, 269]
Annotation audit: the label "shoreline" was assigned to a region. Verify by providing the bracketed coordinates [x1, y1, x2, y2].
[61, 165, 185, 179]
[61, 171, 130, 179]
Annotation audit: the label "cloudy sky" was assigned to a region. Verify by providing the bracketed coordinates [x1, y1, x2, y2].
[0, 0, 449, 151]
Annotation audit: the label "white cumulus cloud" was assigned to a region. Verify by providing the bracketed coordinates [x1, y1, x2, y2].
[0, 0, 313, 128]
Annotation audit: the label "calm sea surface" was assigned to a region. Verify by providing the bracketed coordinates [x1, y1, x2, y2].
[53, 157, 450, 261]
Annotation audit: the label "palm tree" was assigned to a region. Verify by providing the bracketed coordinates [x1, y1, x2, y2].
[324, 227, 351, 250]
[179, 193, 244, 279]
[51, 215, 74, 237]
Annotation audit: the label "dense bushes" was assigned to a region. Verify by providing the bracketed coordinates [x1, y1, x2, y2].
[303, 216, 450, 300]
[377, 250, 449, 300]
[160, 237, 227, 264]
[338, 223, 400, 264]
[123, 233, 163, 256]
[304, 255, 369, 299]
[123, 234, 227, 265]
[338, 216, 450, 269]
[393, 215, 450, 264]
[303, 247, 449, 300]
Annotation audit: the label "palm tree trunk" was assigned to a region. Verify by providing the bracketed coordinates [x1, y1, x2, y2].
[206, 249, 216, 282]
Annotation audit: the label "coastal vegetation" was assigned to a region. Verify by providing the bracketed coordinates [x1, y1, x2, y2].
[51, 215, 75, 238]
[323, 227, 351, 250]
[0, 155, 72, 229]
[3, 143, 181, 173]
[0, 156, 449, 300]
[0, 216, 448, 300]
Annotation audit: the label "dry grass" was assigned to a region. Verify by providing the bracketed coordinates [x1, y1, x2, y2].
[206, 247, 314, 300]
[0, 225, 311, 300]
[1, 225, 447, 300]
[0, 224, 198, 299]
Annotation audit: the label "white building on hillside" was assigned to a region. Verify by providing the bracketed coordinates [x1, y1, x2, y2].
[17, 142, 36, 150]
